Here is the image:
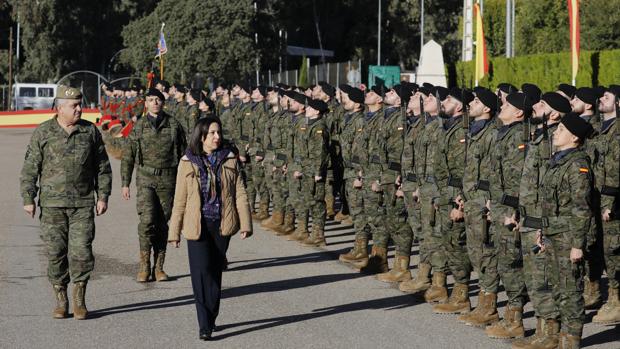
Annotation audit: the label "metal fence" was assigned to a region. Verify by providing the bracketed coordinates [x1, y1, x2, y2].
[259, 59, 363, 88]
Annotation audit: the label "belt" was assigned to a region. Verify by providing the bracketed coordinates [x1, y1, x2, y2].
[522, 215, 549, 229]
[405, 172, 417, 182]
[447, 176, 463, 189]
[139, 166, 176, 176]
[475, 179, 490, 191]
[500, 193, 519, 208]
[388, 161, 401, 171]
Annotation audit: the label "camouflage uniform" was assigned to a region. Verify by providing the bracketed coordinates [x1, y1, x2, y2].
[236, 102, 257, 210]
[251, 101, 272, 216]
[286, 113, 309, 233]
[20, 118, 112, 285]
[340, 110, 365, 224]
[267, 109, 291, 218]
[178, 103, 199, 145]
[324, 100, 345, 216]
[541, 147, 592, 337]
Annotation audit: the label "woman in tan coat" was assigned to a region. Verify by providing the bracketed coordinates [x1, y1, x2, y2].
[168, 116, 252, 341]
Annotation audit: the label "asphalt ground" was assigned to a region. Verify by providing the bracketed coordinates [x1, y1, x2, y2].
[0, 128, 618, 348]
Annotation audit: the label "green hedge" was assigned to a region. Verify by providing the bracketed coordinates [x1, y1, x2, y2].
[449, 49, 620, 90]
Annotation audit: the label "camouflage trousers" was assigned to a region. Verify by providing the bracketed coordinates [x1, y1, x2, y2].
[241, 160, 256, 210]
[374, 184, 411, 257]
[295, 175, 327, 231]
[493, 206, 527, 308]
[136, 173, 175, 253]
[253, 159, 270, 208]
[547, 232, 585, 336]
[288, 173, 304, 223]
[40, 207, 95, 286]
[365, 182, 386, 247]
[325, 169, 335, 212]
[420, 184, 448, 274]
[439, 205, 471, 284]
[521, 230, 558, 320]
[268, 165, 286, 213]
[346, 180, 369, 240]
[464, 200, 498, 293]
[404, 190, 425, 263]
[602, 220, 620, 289]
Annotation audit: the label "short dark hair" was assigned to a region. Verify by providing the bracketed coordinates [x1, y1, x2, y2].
[188, 116, 224, 156]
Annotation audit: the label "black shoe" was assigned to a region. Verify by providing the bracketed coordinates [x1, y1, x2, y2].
[199, 330, 213, 341]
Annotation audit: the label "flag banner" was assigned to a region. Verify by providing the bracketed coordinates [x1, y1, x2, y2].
[474, 2, 489, 85]
[568, 0, 580, 83]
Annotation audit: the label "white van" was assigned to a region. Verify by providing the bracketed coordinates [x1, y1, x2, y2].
[12, 83, 58, 110]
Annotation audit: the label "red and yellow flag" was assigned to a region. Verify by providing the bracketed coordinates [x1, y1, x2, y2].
[474, 2, 489, 85]
[568, 0, 580, 84]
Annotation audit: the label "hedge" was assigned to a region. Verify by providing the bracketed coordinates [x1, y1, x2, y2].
[448, 49, 620, 90]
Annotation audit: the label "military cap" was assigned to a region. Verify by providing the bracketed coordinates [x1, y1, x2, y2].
[557, 83, 577, 99]
[255, 85, 268, 97]
[290, 91, 307, 105]
[542, 92, 572, 113]
[561, 112, 594, 140]
[521, 83, 542, 103]
[506, 92, 533, 113]
[422, 82, 435, 89]
[393, 84, 414, 105]
[56, 85, 83, 100]
[158, 80, 170, 90]
[173, 83, 186, 92]
[370, 84, 387, 97]
[608, 84, 620, 97]
[189, 89, 203, 102]
[201, 98, 215, 111]
[348, 88, 364, 104]
[276, 83, 290, 90]
[318, 81, 336, 97]
[593, 86, 607, 98]
[434, 86, 450, 101]
[308, 98, 329, 113]
[472, 86, 487, 95]
[239, 82, 252, 94]
[266, 86, 276, 93]
[497, 83, 518, 94]
[339, 84, 353, 95]
[574, 87, 598, 106]
[449, 87, 474, 105]
[403, 82, 419, 92]
[146, 88, 165, 101]
[418, 86, 432, 97]
[475, 88, 499, 112]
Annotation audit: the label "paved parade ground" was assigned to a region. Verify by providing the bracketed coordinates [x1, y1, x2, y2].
[0, 128, 618, 348]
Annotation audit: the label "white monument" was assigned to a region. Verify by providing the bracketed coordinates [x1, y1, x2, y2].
[415, 40, 447, 87]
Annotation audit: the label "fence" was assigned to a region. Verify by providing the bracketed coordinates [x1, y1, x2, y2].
[259, 59, 363, 88]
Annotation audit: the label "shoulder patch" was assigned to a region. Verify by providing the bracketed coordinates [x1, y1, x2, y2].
[579, 167, 589, 174]
[518, 144, 526, 151]
[459, 138, 466, 144]
[316, 130, 323, 134]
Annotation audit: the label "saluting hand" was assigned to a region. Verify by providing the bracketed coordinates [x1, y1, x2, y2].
[23, 204, 35, 218]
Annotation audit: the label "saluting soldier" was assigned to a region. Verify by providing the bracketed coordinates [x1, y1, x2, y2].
[20, 85, 112, 320]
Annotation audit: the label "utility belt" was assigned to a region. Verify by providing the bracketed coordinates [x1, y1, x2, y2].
[447, 175, 463, 189]
[387, 161, 401, 172]
[499, 193, 519, 208]
[475, 179, 490, 191]
[139, 165, 177, 176]
[519, 206, 549, 229]
[404, 172, 417, 182]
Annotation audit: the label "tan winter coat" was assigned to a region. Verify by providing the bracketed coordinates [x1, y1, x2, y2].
[168, 152, 252, 241]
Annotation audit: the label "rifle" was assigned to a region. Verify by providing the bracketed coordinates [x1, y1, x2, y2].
[540, 112, 551, 161]
[462, 89, 470, 171]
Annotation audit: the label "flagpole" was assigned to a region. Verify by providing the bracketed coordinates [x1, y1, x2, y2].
[159, 22, 166, 80]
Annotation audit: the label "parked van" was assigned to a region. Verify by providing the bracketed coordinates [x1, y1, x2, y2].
[12, 83, 58, 110]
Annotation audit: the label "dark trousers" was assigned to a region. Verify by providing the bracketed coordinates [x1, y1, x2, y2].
[187, 218, 231, 332]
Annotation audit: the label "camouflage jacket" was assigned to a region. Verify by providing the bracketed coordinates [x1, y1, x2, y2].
[489, 121, 526, 214]
[121, 112, 186, 187]
[269, 110, 292, 168]
[541, 147, 592, 249]
[355, 109, 384, 181]
[400, 115, 424, 192]
[414, 115, 442, 198]
[590, 118, 620, 213]
[236, 102, 255, 157]
[463, 118, 496, 204]
[251, 101, 271, 157]
[301, 117, 330, 177]
[178, 103, 199, 144]
[287, 113, 310, 173]
[325, 100, 345, 168]
[435, 116, 466, 206]
[377, 106, 406, 185]
[20, 118, 112, 207]
[220, 106, 237, 143]
[340, 110, 364, 180]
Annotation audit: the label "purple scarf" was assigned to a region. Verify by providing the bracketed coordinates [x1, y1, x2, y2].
[185, 148, 230, 220]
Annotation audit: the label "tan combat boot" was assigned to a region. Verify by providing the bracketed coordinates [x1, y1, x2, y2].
[334, 211, 349, 222]
[432, 282, 470, 314]
[558, 332, 581, 349]
[376, 255, 412, 283]
[72, 282, 88, 320]
[52, 285, 68, 319]
[399, 262, 432, 293]
[359, 246, 388, 274]
[583, 278, 602, 309]
[255, 202, 270, 221]
[261, 210, 283, 231]
[301, 224, 326, 247]
[287, 219, 309, 241]
[461, 291, 500, 327]
[424, 272, 448, 304]
[136, 250, 151, 282]
[592, 286, 620, 325]
[325, 196, 335, 219]
[153, 250, 169, 281]
[511, 317, 544, 349]
[275, 213, 295, 236]
[342, 217, 354, 225]
[485, 305, 525, 339]
[524, 318, 560, 349]
[339, 237, 369, 268]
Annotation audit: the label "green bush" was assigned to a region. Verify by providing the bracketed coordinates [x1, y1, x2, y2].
[448, 49, 618, 90]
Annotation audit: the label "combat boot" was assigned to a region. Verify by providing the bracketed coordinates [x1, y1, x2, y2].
[339, 237, 369, 268]
[334, 211, 349, 222]
[342, 217, 353, 225]
[558, 332, 581, 349]
[275, 213, 295, 236]
[522, 318, 560, 349]
[153, 250, 169, 281]
[583, 278, 602, 309]
[511, 317, 543, 349]
[261, 210, 283, 231]
[287, 219, 309, 242]
[359, 246, 388, 274]
[592, 287, 620, 325]
[399, 262, 431, 293]
[136, 250, 151, 282]
[376, 255, 412, 283]
[301, 224, 326, 247]
[424, 272, 448, 304]
[255, 202, 270, 221]
[72, 282, 88, 320]
[52, 285, 68, 319]
[325, 196, 335, 219]
[461, 291, 500, 327]
[432, 282, 470, 314]
[485, 305, 525, 339]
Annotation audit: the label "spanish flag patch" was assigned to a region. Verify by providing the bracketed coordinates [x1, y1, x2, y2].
[579, 167, 589, 174]
[518, 144, 526, 150]
[316, 130, 323, 134]
[459, 138, 466, 143]
[397, 126, 404, 131]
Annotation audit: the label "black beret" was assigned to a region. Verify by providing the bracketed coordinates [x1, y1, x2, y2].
[146, 88, 165, 101]
[290, 92, 307, 105]
[189, 89, 203, 102]
[201, 98, 215, 111]
[158, 80, 170, 90]
[339, 84, 353, 95]
[506, 92, 533, 113]
[593, 86, 607, 98]
[449, 87, 474, 105]
[348, 88, 364, 104]
[557, 83, 577, 99]
[422, 82, 434, 89]
[239, 82, 252, 94]
[308, 98, 329, 113]
[318, 81, 336, 97]
[370, 84, 387, 97]
[497, 83, 518, 94]
[475, 88, 499, 112]
[521, 83, 542, 103]
[418, 86, 433, 96]
[173, 83, 185, 92]
[561, 112, 594, 140]
[255, 85, 267, 97]
[574, 87, 598, 106]
[434, 86, 449, 101]
[276, 83, 290, 90]
[608, 84, 620, 97]
[541, 92, 572, 114]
